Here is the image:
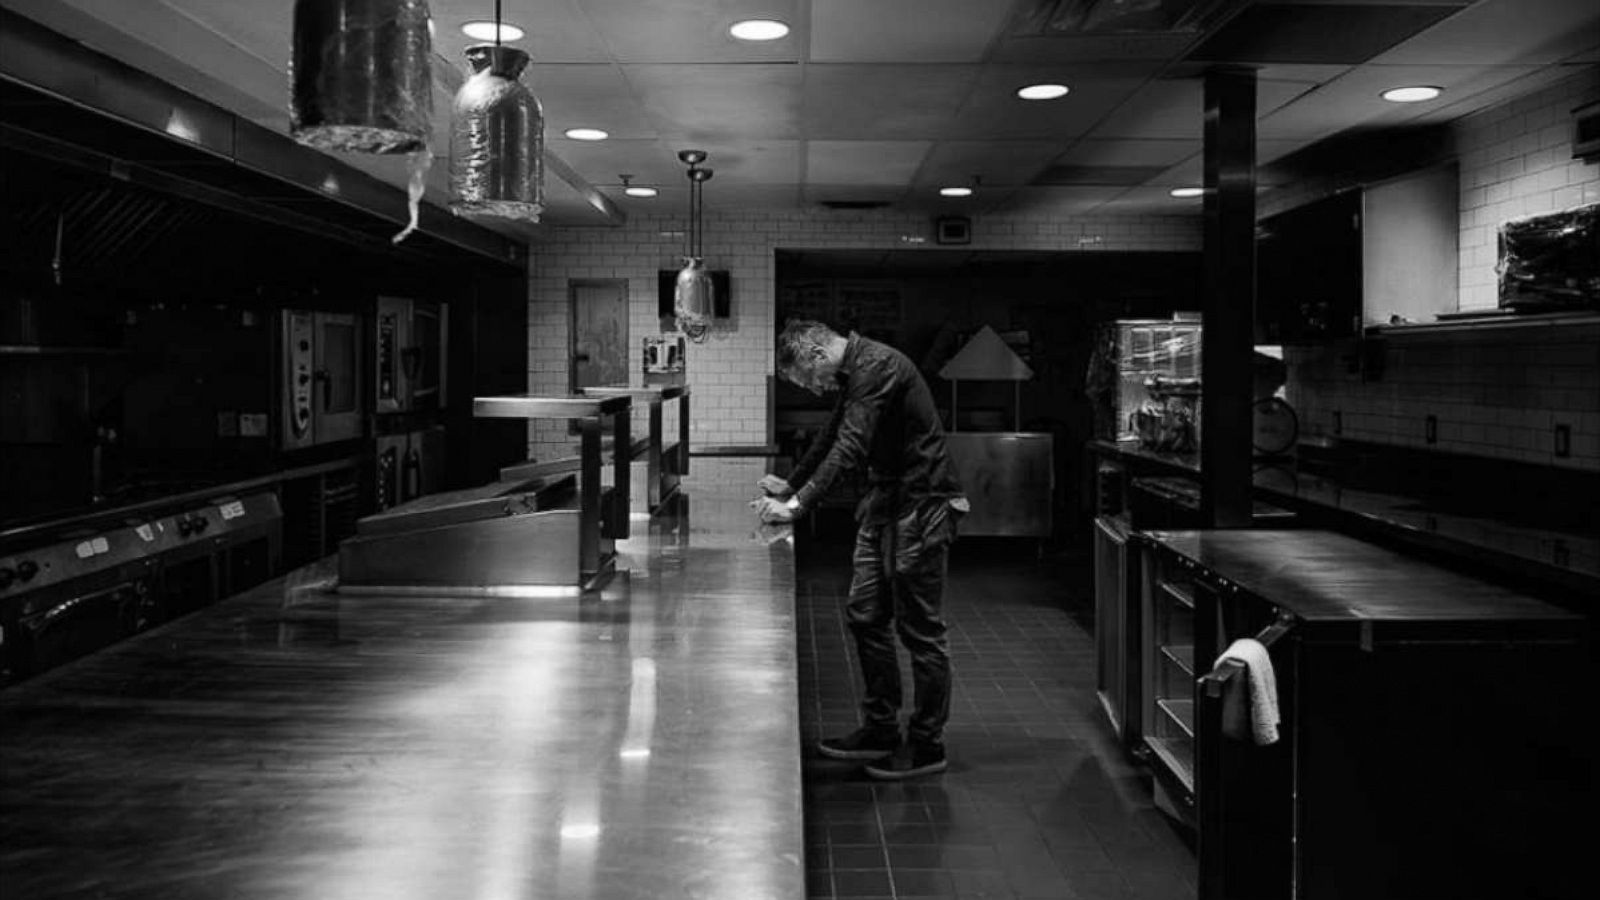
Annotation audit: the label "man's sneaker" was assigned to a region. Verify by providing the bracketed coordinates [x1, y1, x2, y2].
[863, 742, 947, 780]
[816, 726, 901, 760]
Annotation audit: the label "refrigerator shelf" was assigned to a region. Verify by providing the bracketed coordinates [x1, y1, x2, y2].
[1157, 698, 1195, 738]
[1162, 644, 1195, 676]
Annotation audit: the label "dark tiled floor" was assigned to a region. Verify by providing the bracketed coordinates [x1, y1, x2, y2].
[797, 532, 1196, 900]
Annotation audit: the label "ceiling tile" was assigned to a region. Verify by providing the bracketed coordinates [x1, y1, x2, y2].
[1187, 2, 1465, 65]
[915, 141, 1064, 187]
[1368, 0, 1600, 66]
[1092, 185, 1204, 214]
[801, 184, 909, 206]
[988, 32, 1196, 66]
[948, 67, 1147, 140]
[430, 0, 612, 63]
[806, 141, 930, 185]
[554, 137, 680, 187]
[991, 185, 1127, 216]
[1256, 62, 1544, 140]
[696, 140, 802, 185]
[624, 64, 802, 140]
[810, 0, 1012, 63]
[523, 64, 656, 139]
[704, 183, 804, 209]
[801, 65, 980, 140]
[1053, 138, 1198, 167]
[577, 0, 803, 63]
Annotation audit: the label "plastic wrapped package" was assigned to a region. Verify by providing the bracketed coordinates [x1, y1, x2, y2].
[1497, 203, 1600, 310]
[674, 258, 715, 341]
[290, 0, 433, 154]
[450, 45, 544, 222]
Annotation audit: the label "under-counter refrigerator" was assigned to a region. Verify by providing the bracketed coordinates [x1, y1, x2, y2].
[1135, 529, 1588, 900]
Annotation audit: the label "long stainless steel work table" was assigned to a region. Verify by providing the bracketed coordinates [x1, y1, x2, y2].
[0, 469, 802, 900]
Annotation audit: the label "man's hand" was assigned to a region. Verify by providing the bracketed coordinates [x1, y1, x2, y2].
[750, 496, 798, 524]
[757, 475, 793, 498]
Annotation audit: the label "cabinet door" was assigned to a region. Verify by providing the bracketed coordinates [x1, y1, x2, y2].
[1362, 164, 1459, 326]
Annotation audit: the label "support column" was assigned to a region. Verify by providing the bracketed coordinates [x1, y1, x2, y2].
[1200, 67, 1257, 529]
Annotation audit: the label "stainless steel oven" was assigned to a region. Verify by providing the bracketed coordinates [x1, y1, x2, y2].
[374, 296, 447, 413]
[281, 310, 364, 450]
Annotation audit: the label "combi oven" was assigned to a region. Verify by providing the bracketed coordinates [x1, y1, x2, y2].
[374, 296, 447, 413]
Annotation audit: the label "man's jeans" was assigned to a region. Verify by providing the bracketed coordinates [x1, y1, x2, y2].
[846, 494, 963, 748]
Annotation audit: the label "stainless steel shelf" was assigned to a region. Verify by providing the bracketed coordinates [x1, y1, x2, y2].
[1157, 697, 1195, 738]
[1161, 644, 1195, 676]
[473, 394, 631, 419]
[1158, 578, 1195, 609]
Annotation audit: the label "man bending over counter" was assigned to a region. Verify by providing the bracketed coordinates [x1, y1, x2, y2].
[753, 319, 968, 780]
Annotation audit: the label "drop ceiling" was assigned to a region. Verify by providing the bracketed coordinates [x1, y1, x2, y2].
[1, 0, 1596, 227]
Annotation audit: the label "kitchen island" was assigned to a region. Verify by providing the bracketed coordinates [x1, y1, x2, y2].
[0, 465, 803, 900]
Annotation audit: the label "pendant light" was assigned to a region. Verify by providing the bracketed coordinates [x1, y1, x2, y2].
[449, 0, 545, 222]
[290, 0, 434, 154]
[674, 149, 715, 342]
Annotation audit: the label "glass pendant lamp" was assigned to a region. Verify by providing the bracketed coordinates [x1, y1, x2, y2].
[675, 150, 715, 341]
[290, 0, 434, 154]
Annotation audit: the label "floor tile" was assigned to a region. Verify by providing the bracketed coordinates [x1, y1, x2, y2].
[797, 534, 1196, 900]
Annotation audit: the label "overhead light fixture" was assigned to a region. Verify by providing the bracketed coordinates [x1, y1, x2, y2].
[619, 174, 657, 198]
[1017, 83, 1070, 100]
[290, 0, 433, 154]
[940, 187, 973, 197]
[1381, 85, 1442, 103]
[729, 19, 789, 41]
[461, 20, 523, 42]
[565, 127, 609, 141]
[449, 1, 544, 223]
[1169, 186, 1204, 198]
[675, 149, 716, 342]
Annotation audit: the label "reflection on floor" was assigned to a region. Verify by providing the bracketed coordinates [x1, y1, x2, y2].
[797, 534, 1196, 900]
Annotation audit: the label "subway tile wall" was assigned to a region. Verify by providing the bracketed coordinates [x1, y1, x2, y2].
[1278, 68, 1600, 472]
[526, 210, 1199, 460]
[1286, 323, 1600, 471]
[1454, 68, 1600, 311]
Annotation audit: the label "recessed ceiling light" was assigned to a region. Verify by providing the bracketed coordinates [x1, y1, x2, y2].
[1381, 85, 1442, 103]
[729, 19, 789, 41]
[939, 187, 973, 197]
[461, 21, 524, 42]
[1017, 83, 1070, 101]
[564, 128, 609, 141]
[624, 186, 659, 198]
[1169, 187, 1204, 198]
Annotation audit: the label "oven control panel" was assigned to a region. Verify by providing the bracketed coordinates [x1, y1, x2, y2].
[0, 493, 282, 600]
[285, 311, 315, 439]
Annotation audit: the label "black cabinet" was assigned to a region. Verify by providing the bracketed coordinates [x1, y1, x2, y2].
[1137, 529, 1589, 900]
[1256, 192, 1362, 344]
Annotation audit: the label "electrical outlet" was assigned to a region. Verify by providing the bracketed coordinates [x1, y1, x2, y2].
[1332, 410, 1342, 435]
[1425, 415, 1438, 445]
[1554, 424, 1571, 458]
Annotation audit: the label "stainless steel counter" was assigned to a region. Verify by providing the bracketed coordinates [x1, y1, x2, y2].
[0, 467, 803, 900]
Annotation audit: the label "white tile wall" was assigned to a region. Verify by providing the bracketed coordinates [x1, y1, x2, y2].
[1455, 69, 1600, 311]
[524, 209, 1199, 460]
[1285, 322, 1600, 471]
[1276, 67, 1600, 472]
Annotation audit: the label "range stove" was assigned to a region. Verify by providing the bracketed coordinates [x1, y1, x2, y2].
[0, 491, 281, 684]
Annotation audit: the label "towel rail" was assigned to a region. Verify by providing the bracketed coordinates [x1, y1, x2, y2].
[1200, 611, 1296, 698]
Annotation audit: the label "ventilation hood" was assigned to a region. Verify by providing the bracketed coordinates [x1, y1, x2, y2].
[0, 7, 524, 270]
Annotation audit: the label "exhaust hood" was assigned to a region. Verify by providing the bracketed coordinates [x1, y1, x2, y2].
[0, 7, 524, 270]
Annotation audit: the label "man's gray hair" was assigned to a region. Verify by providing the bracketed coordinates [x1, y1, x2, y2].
[777, 319, 838, 373]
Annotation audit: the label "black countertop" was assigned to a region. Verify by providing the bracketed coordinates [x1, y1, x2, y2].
[1090, 438, 1599, 600]
[1145, 529, 1581, 626]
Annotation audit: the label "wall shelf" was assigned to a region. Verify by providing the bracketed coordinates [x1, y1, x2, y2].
[1364, 310, 1600, 339]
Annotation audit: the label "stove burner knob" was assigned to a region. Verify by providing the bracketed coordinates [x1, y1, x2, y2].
[177, 519, 193, 536]
[194, 517, 210, 533]
[16, 560, 38, 582]
[0, 567, 14, 589]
